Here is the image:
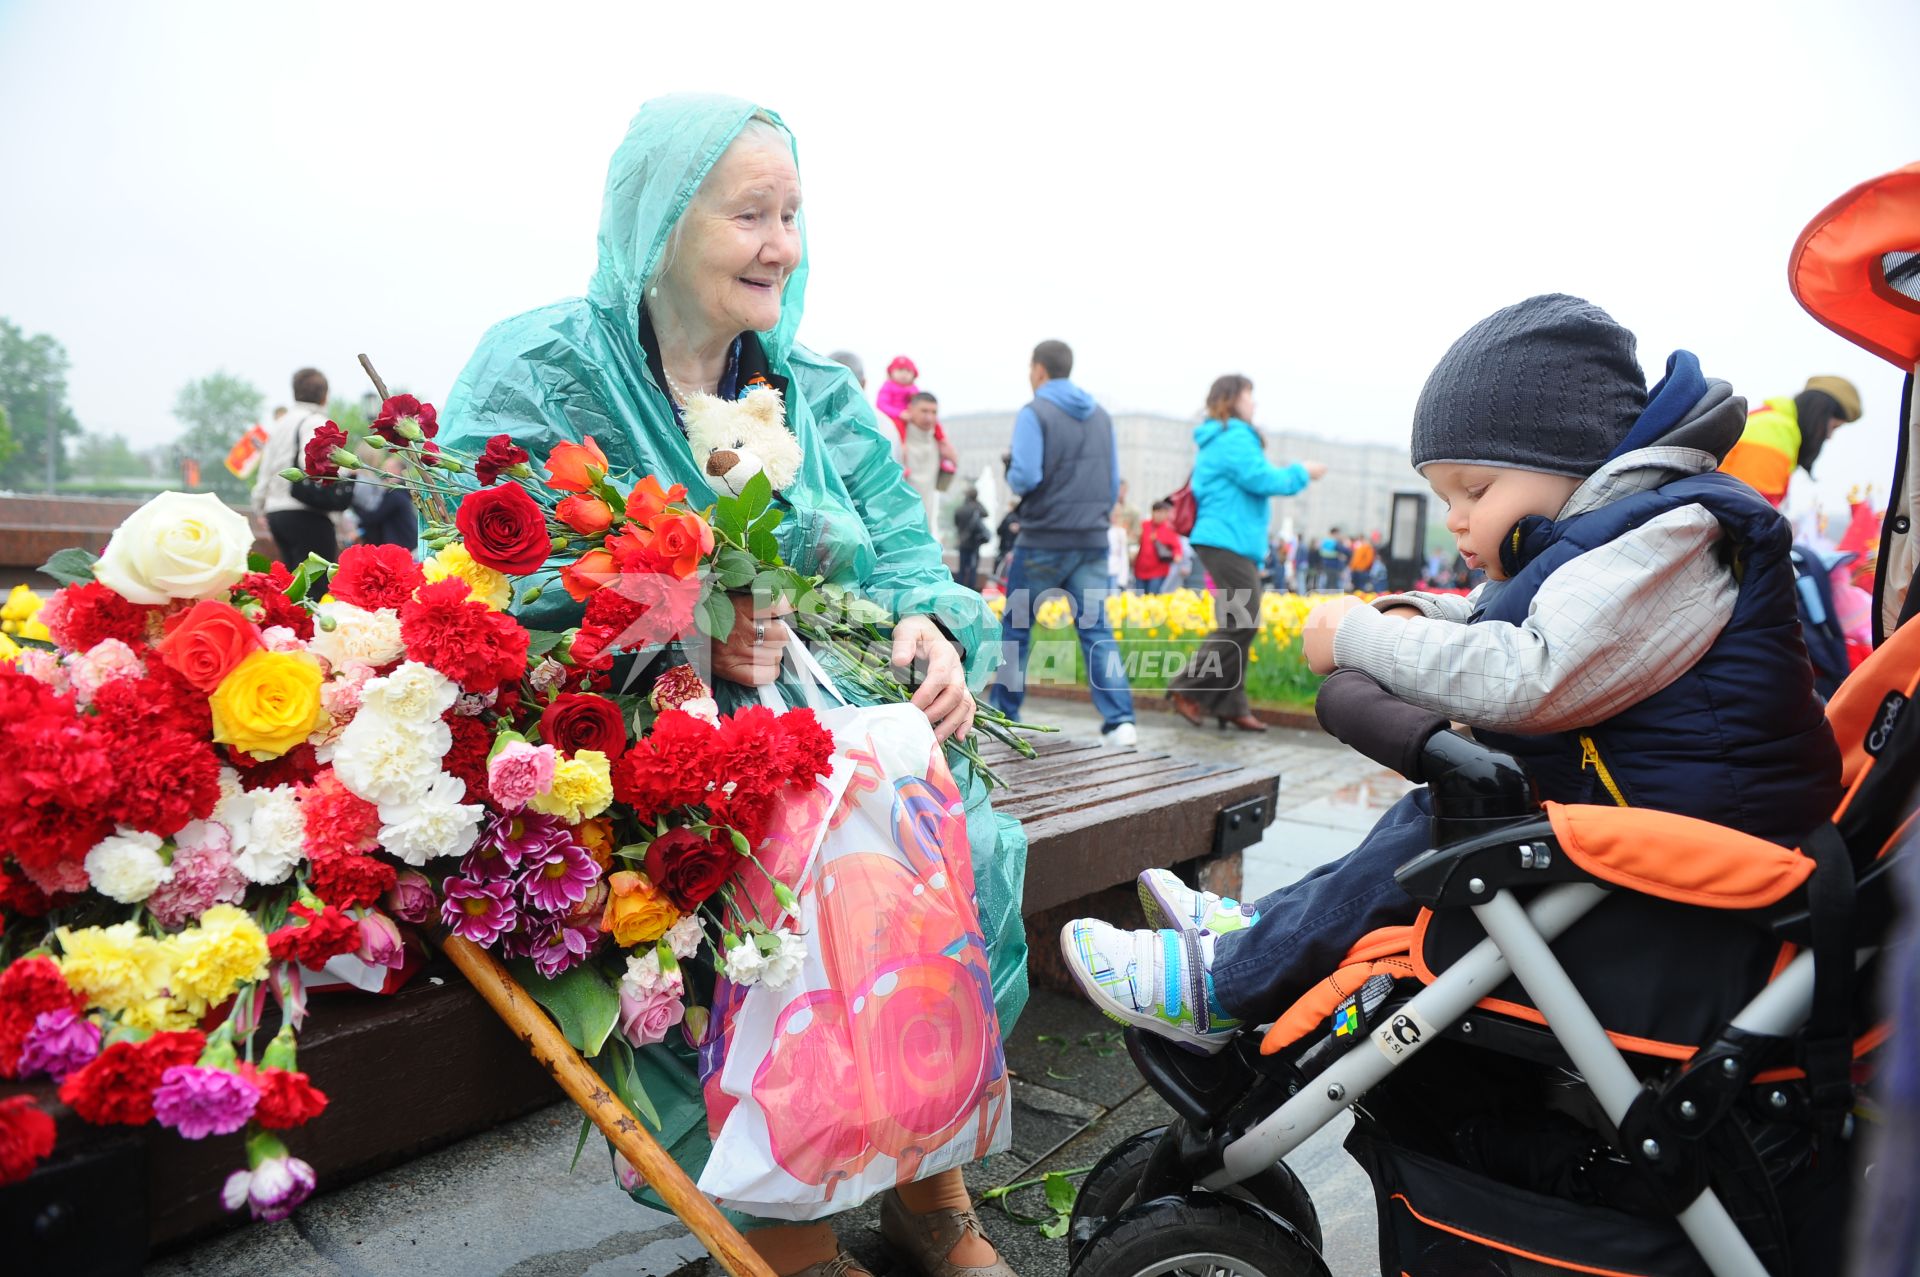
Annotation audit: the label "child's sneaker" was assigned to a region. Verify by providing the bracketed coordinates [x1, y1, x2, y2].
[1137, 868, 1259, 936]
[1060, 919, 1241, 1053]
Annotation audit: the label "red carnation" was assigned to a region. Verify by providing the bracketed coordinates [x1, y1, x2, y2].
[0, 864, 54, 919]
[642, 827, 739, 910]
[301, 770, 381, 858]
[454, 483, 550, 576]
[236, 1063, 329, 1130]
[474, 434, 530, 487]
[89, 664, 211, 740]
[400, 579, 530, 692]
[231, 565, 315, 639]
[439, 711, 493, 806]
[302, 421, 350, 478]
[0, 957, 84, 1079]
[0, 674, 119, 894]
[109, 730, 222, 838]
[610, 709, 718, 822]
[540, 693, 627, 760]
[58, 1030, 204, 1125]
[329, 543, 425, 611]
[305, 852, 395, 911]
[0, 1096, 56, 1186]
[371, 394, 439, 446]
[231, 741, 321, 791]
[775, 709, 836, 789]
[40, 582, 154, 652]
[268, 901, 362, 967]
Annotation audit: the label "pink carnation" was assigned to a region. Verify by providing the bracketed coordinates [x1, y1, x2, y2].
[320, 661, 375, 721]
[152, 1064, 259, 1139]
[145, 822, 248, 929]
[17, 1007, 100, 1081]
[14, 648, 68, 693]
[64, 638, 145, 703]
[487, 740, 556, 810]
[260, 625, 306, 653]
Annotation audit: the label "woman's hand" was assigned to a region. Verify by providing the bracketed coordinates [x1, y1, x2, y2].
[710, 594, 793, 687]
[1302, 595, 1366, 675]
[1303, 460, 1329, 481]
[891, 614, 974, 743]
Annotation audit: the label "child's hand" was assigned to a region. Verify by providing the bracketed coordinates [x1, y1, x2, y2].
[1379, 604, 1422, 621]
[1303, 460, 1328, 481]
[1303, 596, 1366, 674]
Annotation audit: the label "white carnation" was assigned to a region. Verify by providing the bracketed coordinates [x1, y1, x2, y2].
[621, 949, 684, 999]
[376, 773, 483, 866]
[663, 915, 705, 960]
[359, 661, 459, 725]
[307, 602, 405, 669]
[82, 828, 173, 903]
[759, 929, 808, 992]
[721, 937, 767, 986]
[211, 774, 259, 853]
[331, 711, 450, 807]
[234, 785, 306, 884]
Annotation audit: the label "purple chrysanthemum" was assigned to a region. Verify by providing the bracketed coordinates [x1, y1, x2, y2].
[439, 874, 519, 947]
[525, 917, 596, 978]
[464, 810, 574, 879]
[153, 1064, 260, 1139]
[517, 838, 599, 914]
[17, 1007, 101, 1082]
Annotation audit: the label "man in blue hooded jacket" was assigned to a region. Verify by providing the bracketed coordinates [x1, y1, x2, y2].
[988, 339, 1138, 747]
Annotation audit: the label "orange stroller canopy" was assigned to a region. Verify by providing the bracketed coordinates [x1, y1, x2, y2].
[1789, 161, 1920, 369]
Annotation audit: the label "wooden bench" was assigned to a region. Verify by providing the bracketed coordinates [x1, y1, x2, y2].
[1, 736, 1277, 1269]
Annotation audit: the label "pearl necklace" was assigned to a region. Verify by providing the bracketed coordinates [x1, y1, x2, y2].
[662, 368, 716, 406]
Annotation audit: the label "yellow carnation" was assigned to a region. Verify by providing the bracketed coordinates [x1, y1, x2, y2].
[167, 904, 270, 1007]
[119, 994, 203, 1033]
[1, 583, 43, 633]
[210, 649, 324, 758]
[424, 542, 512, 611]
[528, 749, 612, 824]
[0, 632, 19, 662]
[57, 922, 175, 1016]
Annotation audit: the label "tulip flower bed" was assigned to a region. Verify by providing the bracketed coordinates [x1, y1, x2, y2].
[986, 588, 1328, 712]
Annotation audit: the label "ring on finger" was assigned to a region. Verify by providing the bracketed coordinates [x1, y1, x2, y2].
[754, 620, 766, 644]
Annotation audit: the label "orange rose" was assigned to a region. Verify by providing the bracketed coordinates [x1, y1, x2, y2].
[637, 512, 715, 580]
[560, 549, 616, 602]
[556, 494, 614, 535]
[626, 474, 689, 527]
[575, 817, 615, 870]
[544, 437, 610, 494]
[601, 870, 678, 947]
[157, 599, 264, 691]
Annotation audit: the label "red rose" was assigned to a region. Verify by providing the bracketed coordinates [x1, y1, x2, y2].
[454, 484, 550, 576]
[371, 394, 438, 446]
[0, 1096, 56, 1186]
[642, 827, 739, 910]
[540, 693, 627, 760]
[302, 422, 350, 478]
[474, 435, 531, 487]
[156, 599, 263, 691]
[329, 543, 425, 611]
[237, 1063, 329, 1130]
[268, 902, 362, 967]
[58, 1030, 204, 1125]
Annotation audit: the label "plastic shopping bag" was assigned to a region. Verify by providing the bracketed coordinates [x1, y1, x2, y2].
[694, 642, 1012, 1219]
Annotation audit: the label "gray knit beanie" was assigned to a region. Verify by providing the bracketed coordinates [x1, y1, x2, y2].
[1410, 294, 1648, 479]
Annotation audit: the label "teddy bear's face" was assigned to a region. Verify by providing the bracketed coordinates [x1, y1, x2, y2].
[681, 385, 803, 496]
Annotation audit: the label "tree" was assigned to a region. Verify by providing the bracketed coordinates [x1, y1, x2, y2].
[0, 405, 17, 473]
[170, 372, 265, 502]
[72, 431, 152, 479]
[0, 318, 82, 490]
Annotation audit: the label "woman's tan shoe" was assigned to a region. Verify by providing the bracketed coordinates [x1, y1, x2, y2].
[880, 1190, 1018, 1277]
[785, 1253, 873, 1277]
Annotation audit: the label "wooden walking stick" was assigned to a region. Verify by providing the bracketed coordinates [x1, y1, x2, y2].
[439, 934, 776, 1277]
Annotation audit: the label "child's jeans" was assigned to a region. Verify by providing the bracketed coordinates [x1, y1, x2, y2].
[1209, 788, 1433, 1021]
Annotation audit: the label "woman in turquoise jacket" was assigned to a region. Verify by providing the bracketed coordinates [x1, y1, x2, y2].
[439, 94, 1024, 1277]
[1167, 375, 1325, 731]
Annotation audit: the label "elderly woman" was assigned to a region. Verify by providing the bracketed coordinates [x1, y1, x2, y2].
[439, 96, 1027, 1277]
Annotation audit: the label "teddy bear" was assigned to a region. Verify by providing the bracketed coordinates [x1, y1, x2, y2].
[681, 385, 803, 496]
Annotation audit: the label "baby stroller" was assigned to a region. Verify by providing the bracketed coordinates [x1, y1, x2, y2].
[1064, 165, 1920, 1277]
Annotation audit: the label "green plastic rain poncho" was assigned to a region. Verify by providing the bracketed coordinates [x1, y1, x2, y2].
[438, 94, 1028, 1216]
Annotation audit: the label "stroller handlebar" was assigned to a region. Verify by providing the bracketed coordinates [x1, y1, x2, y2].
[1314, 669, 1454, 782]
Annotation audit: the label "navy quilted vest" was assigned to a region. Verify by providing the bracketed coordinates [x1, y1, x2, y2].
[1473, 471, 1841, 844]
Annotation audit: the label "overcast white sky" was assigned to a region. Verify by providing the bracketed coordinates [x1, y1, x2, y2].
[2, 0, 1915, 519]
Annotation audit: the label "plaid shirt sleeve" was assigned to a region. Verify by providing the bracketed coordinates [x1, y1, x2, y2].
[1330, 506, 1738, 733]
[1369, 589, 1478, 624]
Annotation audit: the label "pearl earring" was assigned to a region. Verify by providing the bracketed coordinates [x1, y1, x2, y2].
[649, 286, 657, 298]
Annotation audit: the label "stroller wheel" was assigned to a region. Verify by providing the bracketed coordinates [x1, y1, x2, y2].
[1070, 1192, 1328, 1277]
[1068, 1127, 1323, 1263]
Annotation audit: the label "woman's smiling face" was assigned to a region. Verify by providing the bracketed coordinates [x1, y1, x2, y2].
[659, 133, 803, 338]
[1424, 462, 1581, 580]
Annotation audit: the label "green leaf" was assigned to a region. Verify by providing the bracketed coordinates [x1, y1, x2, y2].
[1040, 1216, 1072, 1240]
[506, 958, 621, 1055]
[568, 1114, 593, 1172]
[747, 527, 781, 565]
[38, 547, 98, 587]
[711, 492, 745, 541]
[246, 552, 271, 573]
[713, 548, 757, 590]
[1043, 1171, 1079, 1215]
[608, 1037, 663, 1129]
[695, 588, 735, 642]
[286, 552, 331, 601]
[748, 506, 785, 536]
[526, 629, 568, 661]
[737, 471, 772, 522]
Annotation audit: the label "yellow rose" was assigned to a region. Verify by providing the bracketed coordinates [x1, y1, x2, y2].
[57, 922, 174, 1016]
[167, 904, 270, 1007]
[423, 542, 512, 611]
[601, 870, 679, 947]
[211, 649, 325, 758]
[529, 749, 612, 824]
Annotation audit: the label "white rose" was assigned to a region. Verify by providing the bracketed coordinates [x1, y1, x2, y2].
[308, 602, 406, 670]
[359, 661, 459, 725]
[759, 929, 808, 992]
[83, 828, 173, 903]
[663, 915, 705, 961]
[93, 491, 252, 605]
[721, 937, 767, 986]
[234, 785, 306, 885]
[376, 773, 483, 866]
[331, 711, 450, 807]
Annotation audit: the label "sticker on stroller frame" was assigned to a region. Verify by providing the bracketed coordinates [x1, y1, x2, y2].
[1372, 1007, 1434, 1062]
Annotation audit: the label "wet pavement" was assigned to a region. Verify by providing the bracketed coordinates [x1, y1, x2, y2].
[150, 700, 1406, 1277]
